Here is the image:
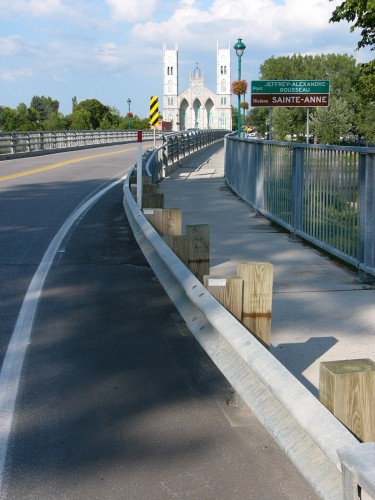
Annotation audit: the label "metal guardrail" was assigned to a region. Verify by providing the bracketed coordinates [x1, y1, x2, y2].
[123, 165, 360, 500]
[145, 129, 228, 183]
[0, 129, 157, 159]
[225, 137, 375, 278]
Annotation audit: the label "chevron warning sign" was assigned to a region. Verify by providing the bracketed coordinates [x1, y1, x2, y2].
[149, 96, 159, 127]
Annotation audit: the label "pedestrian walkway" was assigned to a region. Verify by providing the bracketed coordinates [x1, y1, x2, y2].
[157, 142, 375, 397]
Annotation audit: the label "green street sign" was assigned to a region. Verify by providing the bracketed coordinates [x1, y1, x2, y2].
[251, 80, 330, 95]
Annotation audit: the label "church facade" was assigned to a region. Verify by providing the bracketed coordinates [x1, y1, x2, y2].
[162, 43, 232, 131]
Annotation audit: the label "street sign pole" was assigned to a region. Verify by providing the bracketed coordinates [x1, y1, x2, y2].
[269, 108, 273, 140]
[306, 107, 310, 144]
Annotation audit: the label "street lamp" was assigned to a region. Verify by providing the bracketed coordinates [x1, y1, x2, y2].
[127, 98, 131, 129]
[233, 38, 246, 137]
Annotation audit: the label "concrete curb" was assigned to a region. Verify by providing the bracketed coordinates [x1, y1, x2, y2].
[123, 172, 359, 500]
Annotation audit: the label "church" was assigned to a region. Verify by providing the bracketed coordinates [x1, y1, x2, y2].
[162, 43, 232, 131]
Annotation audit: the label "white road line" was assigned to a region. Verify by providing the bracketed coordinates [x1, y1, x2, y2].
[0, 176, 125, 495]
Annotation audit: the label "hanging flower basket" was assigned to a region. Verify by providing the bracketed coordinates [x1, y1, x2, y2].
[126, 112, 133, 118]
[231, 80, 248, 96]
[240, 101, 249, 110]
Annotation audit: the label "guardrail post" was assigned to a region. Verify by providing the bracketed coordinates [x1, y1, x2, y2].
[186, 224, 210, 283]
[237, 262, 273, 348]
[144, 208, 182, 236]
[203, 275, 243, 321]
[320, 358, 375, 442]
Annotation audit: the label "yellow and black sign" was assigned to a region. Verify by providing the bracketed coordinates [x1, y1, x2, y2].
[149, 96, 159, 127]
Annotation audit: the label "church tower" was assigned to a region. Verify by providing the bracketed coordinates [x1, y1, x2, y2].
[163, 43, 179, 125]
[216, 43, 231, 130]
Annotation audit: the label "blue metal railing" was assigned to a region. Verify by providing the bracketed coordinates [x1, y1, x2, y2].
[145, 129, 228, 183]
[225, 136, 375, 278]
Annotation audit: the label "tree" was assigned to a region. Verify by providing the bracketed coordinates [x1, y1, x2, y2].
[354, 101, 375, 142]
[248, 107, 269, 137]
[310, 97, 354, 144]
[0, 106, 20, 131]
[67, 108, 93, 130]
[74, 98, 113, 129]
[43, 112, 68, 131]
[256, 53, 361, 143]
[30, 95, 59, 124]
[355, 59, 375, 103]
[329, 0, 374, 124]
[329, 0, 375, 50]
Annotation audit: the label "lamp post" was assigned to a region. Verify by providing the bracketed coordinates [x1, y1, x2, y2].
[127, 98, 131, 129]
[233, 38, 246, 137]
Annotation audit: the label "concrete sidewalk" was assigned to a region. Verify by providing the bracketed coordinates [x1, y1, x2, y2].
[157, 142, 375, 397]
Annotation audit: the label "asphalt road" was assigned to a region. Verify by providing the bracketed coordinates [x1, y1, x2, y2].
[0, 146, 318, 499]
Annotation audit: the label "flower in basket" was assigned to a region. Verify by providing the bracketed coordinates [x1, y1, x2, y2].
[240, 101, 249, 110]
[231, 80, 248, 96]
[126, 112, 133, 118]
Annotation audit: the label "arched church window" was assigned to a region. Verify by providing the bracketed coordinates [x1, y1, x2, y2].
[167, 67, 170, 75]
[224, 66, 227, 74]
[171, 67, 173, 75]
[221, 66, 223, 74]
[221, 79, 226, 92]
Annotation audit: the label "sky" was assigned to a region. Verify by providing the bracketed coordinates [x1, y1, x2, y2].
[0, 0, 372, 119]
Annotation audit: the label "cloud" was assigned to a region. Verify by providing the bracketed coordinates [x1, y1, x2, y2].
[0, 36, 23, 56]
[130, 0, 349, 51]
[0, 0, 65, 15]
[105, 0, 158, 22]
[0, 68, 34, 82]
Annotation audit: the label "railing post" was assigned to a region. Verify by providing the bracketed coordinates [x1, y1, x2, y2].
[162, 137, 168, 177]
[291, 147, 304, 235]
[358, 152, 375, 280]
[11, 133, 16, 154]
[254, 141, 265, 211]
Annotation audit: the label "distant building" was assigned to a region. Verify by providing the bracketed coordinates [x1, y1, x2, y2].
[162, 43, 232, 131]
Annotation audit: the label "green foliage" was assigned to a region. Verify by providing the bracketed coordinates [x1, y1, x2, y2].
[0, 94, 153, 132]
[355, 59, 375, 103]
[329, 0, 375, 50]
[30, 95, 59, 123]
[66, 108, 93, 130]
[73, 99, 111, 129]
[255, 53, 372, 144]
[248, 108, 269, 136]
[0, 106, 20, 131]
[42, 112, 68, 131]
[310, 96, 354, 144]
[354, 101, 375, 142]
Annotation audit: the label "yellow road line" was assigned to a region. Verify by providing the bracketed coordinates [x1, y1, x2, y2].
[0, 146, 138, 182]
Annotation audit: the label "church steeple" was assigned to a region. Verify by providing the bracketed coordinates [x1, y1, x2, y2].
[163, 43, 179, 125]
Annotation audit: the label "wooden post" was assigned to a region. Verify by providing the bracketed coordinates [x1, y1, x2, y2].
[143, 208, 163, 234]
[142, 183, 158, 195]
[142, 192, 164, 209]
[237, 262, 273, 348]
[203, 275, 244, 321]
[163, 235, 188, 265]
[320, 358, 375, 442]
[143, 208, 181, 236]
[186, 224, 209, 283]
[161, 208, 182, 236]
